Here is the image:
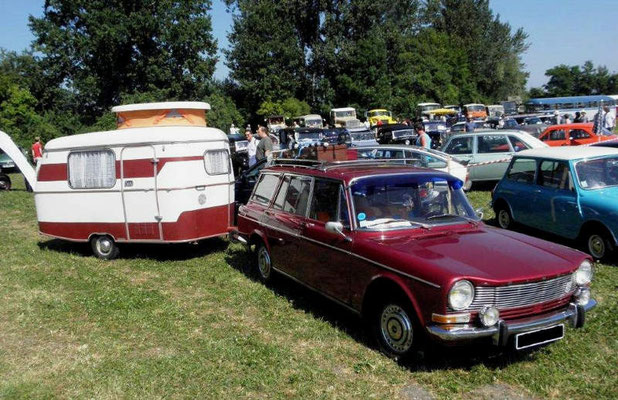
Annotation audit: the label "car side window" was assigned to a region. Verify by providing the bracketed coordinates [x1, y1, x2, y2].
[309, 179, 343, 223]
[406, 151, 447, 169]
[570, 129, 590, 139]
[545, 129, 566, 141]
[445, 136, 473, 155]
[538, 161, 572, 190]
[251, 174, 281, 205]
[507, 135, 530, 152]
[282, 176, 312, 216]
[507, 158, 536, 184]
[272, 175, 291, 210]
[477, 135, 510, 153]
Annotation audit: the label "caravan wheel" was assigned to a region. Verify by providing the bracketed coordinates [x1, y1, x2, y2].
[90, 235, 120, 260]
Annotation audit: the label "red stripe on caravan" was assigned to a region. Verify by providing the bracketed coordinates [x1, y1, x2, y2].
[38, 204, 232, 243]
[38, 163, 68, 181]
[38, 156, 206, 182]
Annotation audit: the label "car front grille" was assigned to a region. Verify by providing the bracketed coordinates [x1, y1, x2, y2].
[464, 274, 575, 312]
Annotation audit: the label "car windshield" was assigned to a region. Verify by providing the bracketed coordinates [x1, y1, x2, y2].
[298, 131, 322, 140]
[306, 119, 322, 127]
[335, 111, 355, 118]
[575, 157, 618, 190]
[370, 111, 389, 117]
[351, 175, 477, 230]
[351, 131, 375, 141]
[467, 105, 485, 112]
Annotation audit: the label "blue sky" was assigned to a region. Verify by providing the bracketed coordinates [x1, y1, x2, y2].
[0, 0, 616, 89]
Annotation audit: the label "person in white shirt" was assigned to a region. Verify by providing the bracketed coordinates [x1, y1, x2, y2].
[245, 129, 258, 167]
[603, 106, 616, 132]
[229, 123, 239, 135]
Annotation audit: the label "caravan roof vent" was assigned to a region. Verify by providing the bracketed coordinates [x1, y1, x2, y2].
[111, 101, 211, 129]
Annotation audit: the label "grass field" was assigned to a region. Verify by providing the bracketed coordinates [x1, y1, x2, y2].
[0, 173, 616, 399]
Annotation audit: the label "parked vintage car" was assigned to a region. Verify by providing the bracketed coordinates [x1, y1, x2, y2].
[442, 130, 547, 187]
[0, 149, 16, 172]
[233, 160, 596, 359]
[228, 133, 250, 175]
[376, 123, 417, 145]
[348, 127, 379, 147]
[365, 109, 397, 127]
[449, 121, 485, 133]
[294, 114, 324, 129]
[266, 115, 286, 133]
[423, 120, 448, 148]
[322, 128, 351, 146]
[538, 123, 616, 147]
[492, 146, 618, 259]
[330, 107, 362, 129]
[348, 145, 469, 188]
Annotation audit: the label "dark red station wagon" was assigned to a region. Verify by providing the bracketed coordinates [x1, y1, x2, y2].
[233, 159, 596, 359]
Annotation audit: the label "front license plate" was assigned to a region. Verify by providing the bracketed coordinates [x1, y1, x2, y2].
[515, 324, 564, 350]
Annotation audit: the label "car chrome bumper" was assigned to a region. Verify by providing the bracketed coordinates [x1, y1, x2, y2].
[426, 299, 596, 346]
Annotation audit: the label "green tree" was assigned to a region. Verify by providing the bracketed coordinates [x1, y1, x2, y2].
[257, 98, 311, 119]
[29, 0, 218, 122]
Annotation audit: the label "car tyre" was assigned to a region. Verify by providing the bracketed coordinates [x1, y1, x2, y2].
[90, 235, 120, 260]
[254, 241, 273, 283]
[584, 231, 612, 261]
[495, 204, 512, 230]
[0, 174, 11, 190]
[372, 295, 421, 360]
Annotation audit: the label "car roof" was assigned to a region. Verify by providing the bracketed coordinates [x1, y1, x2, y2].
[545, 123, 594, 129]
[262, 163, 457, 185]
[516, 146, 618, 161]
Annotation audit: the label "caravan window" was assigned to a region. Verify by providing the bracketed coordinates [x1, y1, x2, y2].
[204, 149, 230, 175]
[68, 150, 116, 189]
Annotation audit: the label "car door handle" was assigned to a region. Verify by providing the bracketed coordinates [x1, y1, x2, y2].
[300, 221, 314, 228]
[264, 210, 274, 216]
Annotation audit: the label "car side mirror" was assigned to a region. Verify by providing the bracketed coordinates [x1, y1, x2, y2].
[325, 221, 352, 242]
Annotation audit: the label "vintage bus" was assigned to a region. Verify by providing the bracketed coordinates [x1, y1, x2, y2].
[525, 95, 617, 120]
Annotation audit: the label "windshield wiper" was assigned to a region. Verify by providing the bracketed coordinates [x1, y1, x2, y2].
[363, 218, 432, 230]
[425, 213, 480, 226]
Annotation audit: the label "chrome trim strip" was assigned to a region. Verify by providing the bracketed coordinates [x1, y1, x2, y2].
[239, 214, 441, 288]
[271, 266, 360, 315]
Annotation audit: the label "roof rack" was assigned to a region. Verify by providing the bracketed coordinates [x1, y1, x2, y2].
[269, 157, 435, 171]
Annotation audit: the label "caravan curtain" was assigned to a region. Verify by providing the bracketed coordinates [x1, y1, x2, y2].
[68, 150, 116, 189]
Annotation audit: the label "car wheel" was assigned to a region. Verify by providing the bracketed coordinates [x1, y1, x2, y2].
[90, 235, 120, 260]
[495, 204, 512, 229]
[585, 232, 612, 260]
[0, 174, 11, 190]
[372, 295, 420, 360]
[254, 241, 273, 282]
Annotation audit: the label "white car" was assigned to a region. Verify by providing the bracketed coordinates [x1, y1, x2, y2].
[352, 145, 470, 189]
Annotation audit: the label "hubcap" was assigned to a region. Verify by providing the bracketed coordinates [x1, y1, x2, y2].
[498, 209, 510, 229]
[257, 246, 271, 278]
[588, 235, 605, 258]
[380, 304, 413, 354]
[96, 237, 112, 255]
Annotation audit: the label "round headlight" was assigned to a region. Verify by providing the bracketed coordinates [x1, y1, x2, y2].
[448, 280, 475, 311]
[574, 260, 593, 286]
[479, 306, 500, 327]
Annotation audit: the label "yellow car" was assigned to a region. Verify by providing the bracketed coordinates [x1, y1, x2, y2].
[365, 109, 397, 126]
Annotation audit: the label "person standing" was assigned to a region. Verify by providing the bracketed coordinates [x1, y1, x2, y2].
[229, 123, 239, 135]
[465, 117, 476, 133]
[255, 126, 273, 161]
[603, 106, 616, 132]
[553, 110, 561, 125]
[580, 110, 589, 123]
[414, 122, 431, 149]
[31, 137, 43, 165]
[245, 128, 258, 167]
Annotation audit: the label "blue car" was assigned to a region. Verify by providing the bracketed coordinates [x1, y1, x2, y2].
[492, 146, 618, 259]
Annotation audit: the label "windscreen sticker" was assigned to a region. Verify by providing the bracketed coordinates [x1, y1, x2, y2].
[357, 212, 367, 221]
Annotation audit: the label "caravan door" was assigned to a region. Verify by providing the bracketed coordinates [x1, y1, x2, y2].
[121, 146, 163, 241]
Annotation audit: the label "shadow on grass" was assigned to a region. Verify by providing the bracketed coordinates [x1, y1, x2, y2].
[38, 237, 229, 261]
[224, 245, 547, 372]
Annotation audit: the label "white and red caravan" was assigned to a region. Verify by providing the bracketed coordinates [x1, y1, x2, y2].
[0, 102, 235, 259]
